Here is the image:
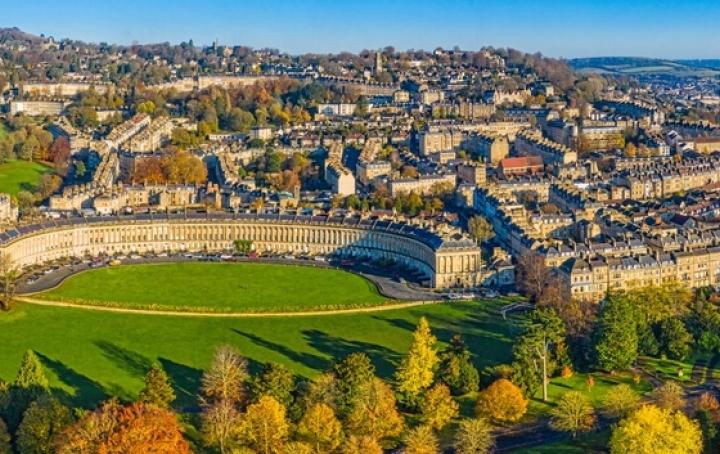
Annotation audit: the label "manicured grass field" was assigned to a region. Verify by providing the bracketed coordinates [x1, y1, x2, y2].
[0, 159, 51, 196]
[39, 262, 389, 313]
[0, 299, 521, 409]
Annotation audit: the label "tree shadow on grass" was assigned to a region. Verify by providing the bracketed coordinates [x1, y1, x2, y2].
[300, 329, 400, 378]
[93, 340, 153, 377]
[158, 357, 203, 412]
[232, 329, 327, 373]
[37, 353, 108, 408]
[373, 305, 518, 370]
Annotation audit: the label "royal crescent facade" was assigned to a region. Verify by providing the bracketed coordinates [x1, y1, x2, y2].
[0, 212, 483, 289]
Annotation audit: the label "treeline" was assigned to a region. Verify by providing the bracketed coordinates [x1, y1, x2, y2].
[0, 318, 502, 453]
[130, 148, 207, 186]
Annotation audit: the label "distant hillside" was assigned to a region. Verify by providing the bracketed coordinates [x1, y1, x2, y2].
[0, 27, 44, 45]
[569, 57, 720, 76]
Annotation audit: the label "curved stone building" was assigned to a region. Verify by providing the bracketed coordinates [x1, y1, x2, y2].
[0, 212, 482, 288]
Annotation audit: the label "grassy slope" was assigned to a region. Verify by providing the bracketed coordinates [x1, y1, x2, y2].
[40, 263, 389, 312]
[0, 299, 520, 408]
[0, 160, 51, 196]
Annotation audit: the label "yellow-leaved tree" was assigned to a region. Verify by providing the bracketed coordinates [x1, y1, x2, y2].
[237, 396, 290, 454]
[419, 383, 459, 431]
[346, 377, 404, 444]
[609, 405, 702, 454]
[476, 378, 527, 423]
[395, 317, 439, 406]
[296, 402, 344, 453]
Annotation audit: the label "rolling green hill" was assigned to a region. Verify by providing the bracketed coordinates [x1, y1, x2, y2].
[569, 57, 720, 76]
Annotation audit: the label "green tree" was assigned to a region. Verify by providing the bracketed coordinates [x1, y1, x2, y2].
[511, 308, 566, 400]
[16, 396, 74, 454]
[74, 161, 87, 178]
[249, 362, 296, 408]
[395, 317, 439, 406]
[549, 391, 596, 438]
[438, 334, 479, 395]
[454, 417, 494, 454]
[0, 418, 10, 454]
[3, 350, 50, 432]
[138, 363, 176, 408]
[332, 352, 375, 417]
[594, 293, 639, 371]
[603, 384, 641, 419]
[658, 318, 692, 360]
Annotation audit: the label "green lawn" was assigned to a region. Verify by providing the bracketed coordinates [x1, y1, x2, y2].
[528, 371, 651, 418]
[0, 299, 520, 409]
[39, 262, 389, 313]
[639, 352, 720, 384]
[0, 159, 51, 196]
[513, 430, 610, 453]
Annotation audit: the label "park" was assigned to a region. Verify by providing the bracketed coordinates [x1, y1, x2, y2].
[1, 260, 711, 452]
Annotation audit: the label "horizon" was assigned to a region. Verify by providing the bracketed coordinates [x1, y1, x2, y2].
[4, 0, 720, 59]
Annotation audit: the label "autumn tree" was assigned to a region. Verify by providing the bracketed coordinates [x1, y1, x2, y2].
[340, 435, 382, 454]
[652, 381, 686, 412]
[138, 363, 175, 408]
[16, 396, 75, 454]
[55, 401, 191, 454]
[131, 157, 166, 184]
[609, 405, 702, 454]
[476, 379, 527, 423]
[438, 334, 479, 395]
[454, 418, 494, 454]
[200, 345, 248, 405]
[549, 391, 595, 438]
[296, 402, 344, 453]
[237, 395, 290, 454]
[49, 136, 71, 176]
[201, 399, 241, 454]
[516, 253, 550, 301]
[403, 425, 438, 454]
[0, 254, 18, 312]
[419, 383, 459, 431]
[346, 377, 404, 444]
[200, 345, 249, 453]
[395, 317, 439, 406]
[604, 384, 641, 419]
[302, 372, 339, 410]
[249, 362, 296, 408]
[468, 215, 494, 243]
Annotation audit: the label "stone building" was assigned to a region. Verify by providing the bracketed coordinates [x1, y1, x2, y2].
[0, 213, 482, 289]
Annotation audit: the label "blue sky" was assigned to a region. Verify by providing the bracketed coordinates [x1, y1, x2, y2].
[4, 0, 720, 58]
